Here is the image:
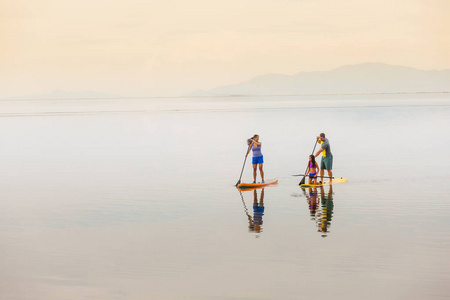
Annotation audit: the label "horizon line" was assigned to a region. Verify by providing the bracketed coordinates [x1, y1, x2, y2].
[0, 91, 448, 102]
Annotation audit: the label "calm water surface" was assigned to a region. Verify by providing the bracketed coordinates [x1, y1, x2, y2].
[0, 95, 449, 299]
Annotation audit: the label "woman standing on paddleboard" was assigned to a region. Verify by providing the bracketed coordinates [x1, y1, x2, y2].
[246, 134, 265, 184]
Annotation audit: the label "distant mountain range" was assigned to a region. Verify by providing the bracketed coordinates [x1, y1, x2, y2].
[187, 63, 450, 96]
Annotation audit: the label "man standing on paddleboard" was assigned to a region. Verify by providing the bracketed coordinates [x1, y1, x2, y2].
[246, 134, 264, 184]
[314, 133, 333, 184]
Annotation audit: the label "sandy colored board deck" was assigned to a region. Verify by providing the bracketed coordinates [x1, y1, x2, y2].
[237, 178, 278, 189]
[300, 177, 347, 188]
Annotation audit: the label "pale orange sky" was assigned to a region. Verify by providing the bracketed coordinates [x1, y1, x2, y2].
[1, 0, 449, 97]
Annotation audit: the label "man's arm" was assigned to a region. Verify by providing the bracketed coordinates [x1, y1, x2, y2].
[314, 136, 322, 157]
[314, 148, 323, 158]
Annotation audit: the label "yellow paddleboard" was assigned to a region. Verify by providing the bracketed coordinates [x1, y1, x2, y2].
[300, 177, 347, 188]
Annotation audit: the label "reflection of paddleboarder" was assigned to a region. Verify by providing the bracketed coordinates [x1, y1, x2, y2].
[305, 187, 318, 220]
[238, 188, 265, 236]
[317, 185, 334, 237]
[253, 188, 265, 233]
[246, 134, 264, 184]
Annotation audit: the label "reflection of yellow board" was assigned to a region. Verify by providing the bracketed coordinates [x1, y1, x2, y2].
[238, 178, 278, 189]
[300, 177, 347, 188]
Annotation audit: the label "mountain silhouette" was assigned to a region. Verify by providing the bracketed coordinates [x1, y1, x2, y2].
[188, 63, 450, 96]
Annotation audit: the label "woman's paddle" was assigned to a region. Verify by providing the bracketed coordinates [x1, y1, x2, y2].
[236, 143, 253, 186]
[299, 139, 318, 185]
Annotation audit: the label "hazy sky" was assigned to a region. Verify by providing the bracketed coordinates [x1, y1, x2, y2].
[1, 0, 449, 97]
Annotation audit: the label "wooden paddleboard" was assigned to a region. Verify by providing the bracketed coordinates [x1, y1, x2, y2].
[300, 177, 347, 188]
[238, 178, 278, 189]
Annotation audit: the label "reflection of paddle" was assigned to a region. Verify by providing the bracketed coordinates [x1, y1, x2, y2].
[236, 143, 252, 186]
[299, 139, 318, 185]
[238, 189, 254, 230]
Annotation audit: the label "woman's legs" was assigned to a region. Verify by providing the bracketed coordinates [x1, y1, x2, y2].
[258, 163, 264, 182]
[252, 162, 264, 183]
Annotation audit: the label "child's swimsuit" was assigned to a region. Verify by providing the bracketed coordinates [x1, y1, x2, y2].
[309, 162, 317, 178]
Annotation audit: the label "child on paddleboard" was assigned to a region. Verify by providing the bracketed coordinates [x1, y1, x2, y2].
[246, 134, 264, 184]
[306, 155, 319, 185]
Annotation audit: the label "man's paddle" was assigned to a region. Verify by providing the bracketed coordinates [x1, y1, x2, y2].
[236, 143, 252, 186]
[299, 139, 318, 185]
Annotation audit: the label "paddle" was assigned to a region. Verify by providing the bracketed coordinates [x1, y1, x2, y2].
[236, 143, 253, 186]
[299, 139, 318, 185]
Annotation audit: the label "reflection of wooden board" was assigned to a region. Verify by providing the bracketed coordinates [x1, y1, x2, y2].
[300, 177, 347, 188]
[237, 178, 278, 189]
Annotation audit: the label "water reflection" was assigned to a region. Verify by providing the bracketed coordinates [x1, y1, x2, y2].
[305, 187, 319, 220]
[238, 188, 265, 237]
[303, 185, 334, 237]
[317, 185, 334, 237]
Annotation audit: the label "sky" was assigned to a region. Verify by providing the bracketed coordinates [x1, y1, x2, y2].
[1, 0, 449, 98]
